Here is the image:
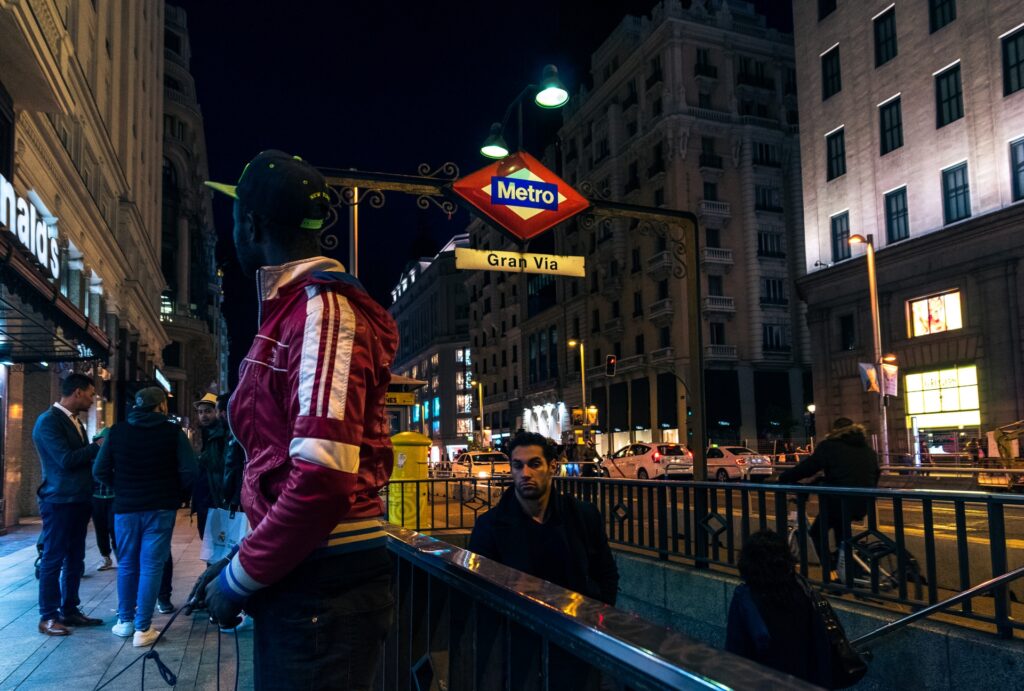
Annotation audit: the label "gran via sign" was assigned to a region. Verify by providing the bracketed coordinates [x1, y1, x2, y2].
[454, 248, 585, 277]
[0, 172, 60, 280]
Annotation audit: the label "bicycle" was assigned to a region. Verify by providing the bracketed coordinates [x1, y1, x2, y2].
[786, 496, 924, 597]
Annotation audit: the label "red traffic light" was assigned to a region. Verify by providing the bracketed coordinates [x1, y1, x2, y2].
[606, 354, 617, 377]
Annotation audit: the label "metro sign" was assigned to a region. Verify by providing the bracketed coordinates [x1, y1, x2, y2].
[452, 151, 589, 242]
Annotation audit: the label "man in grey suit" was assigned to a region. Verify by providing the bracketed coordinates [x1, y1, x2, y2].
[32, 373, 105, 636]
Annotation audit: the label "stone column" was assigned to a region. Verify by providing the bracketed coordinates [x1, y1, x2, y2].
[177, 215, 190, 309]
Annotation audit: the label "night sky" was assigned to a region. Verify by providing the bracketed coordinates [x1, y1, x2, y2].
[173, 0, 791, 386]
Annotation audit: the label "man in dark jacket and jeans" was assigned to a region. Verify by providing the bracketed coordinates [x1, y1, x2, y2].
[469, 431, 619, 605]
[94, 387, 197, 647]
[779, 417, 881, 568]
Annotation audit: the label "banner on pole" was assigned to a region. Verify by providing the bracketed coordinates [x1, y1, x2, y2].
[859, 363, 880, 393]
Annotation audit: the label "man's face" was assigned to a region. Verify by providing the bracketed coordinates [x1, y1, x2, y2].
[510, 444, 555, 502]
[232, 200, 262, 277]
[195, 404, 217, 427]
[70, 385, 96, 414]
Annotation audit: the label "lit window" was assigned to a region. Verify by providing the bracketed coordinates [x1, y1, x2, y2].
[432, 420, 440, 434]
[909, 290, 963, 337]
[456, 417, 473, 435]
[905, 364, 979, 428]
[433, 397, 440, 417]
[412, 404, 420, 423]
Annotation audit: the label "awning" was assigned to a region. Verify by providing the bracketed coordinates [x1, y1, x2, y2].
[0, 232, 109, 363]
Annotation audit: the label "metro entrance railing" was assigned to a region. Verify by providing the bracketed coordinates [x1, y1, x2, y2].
[378, 526, 819, 690]
[385, 477, 1023, 638]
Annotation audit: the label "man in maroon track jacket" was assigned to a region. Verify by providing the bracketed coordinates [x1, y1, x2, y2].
[203, 150, 398, 690]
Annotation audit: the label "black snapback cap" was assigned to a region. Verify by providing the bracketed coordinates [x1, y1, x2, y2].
[205, 150, 331, 230]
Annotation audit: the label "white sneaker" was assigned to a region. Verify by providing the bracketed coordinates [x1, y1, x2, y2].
[111, 620, 134, 637]
[97, 556, 114, 571]
[133, 627, 160, 647]
[220, 613, 252, 632]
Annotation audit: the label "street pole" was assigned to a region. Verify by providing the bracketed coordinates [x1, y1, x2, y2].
[579, 342, 587, 441]
[476, 380, 485, 447]
[863, 235, 889, 467]
[348, 184, 359, 278]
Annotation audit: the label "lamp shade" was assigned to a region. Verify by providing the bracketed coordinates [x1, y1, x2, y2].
[480, 122, 509, 159]
[534, 64, 569, 108]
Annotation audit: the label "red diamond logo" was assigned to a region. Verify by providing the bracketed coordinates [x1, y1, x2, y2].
[451, 151, 589, 243]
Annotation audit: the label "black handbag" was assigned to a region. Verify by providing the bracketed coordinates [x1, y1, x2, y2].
[797, 575, 868, 689]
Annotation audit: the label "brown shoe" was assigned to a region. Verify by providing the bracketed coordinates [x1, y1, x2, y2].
[38, 619, 71, 636]
[60, 611, 103, 627]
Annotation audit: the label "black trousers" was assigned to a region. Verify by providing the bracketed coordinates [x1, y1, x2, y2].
[91, 496, 116, 557]
[248, 548, 394, 691]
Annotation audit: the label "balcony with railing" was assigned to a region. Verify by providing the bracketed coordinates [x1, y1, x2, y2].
[698, 199, 731, 223]
[647, 298, 674, 327]
[604, 316, 624, 339]
[616, 354, 646, 373]
[702, 295, 736, 314]
[645, 251, 672, 281]
[705, 343, 738, 360]
[645, 68, 663, 90]
[687, 106, 732, 124]
[649, 346, 674, 366]
[701, 247, 733, 271]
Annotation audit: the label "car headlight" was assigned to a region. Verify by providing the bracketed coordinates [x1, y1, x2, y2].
[476, 470, 490, 479]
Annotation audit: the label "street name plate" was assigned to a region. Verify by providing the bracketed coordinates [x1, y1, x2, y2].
[385, 392, 417, 406]
[455, 248, 585, 277]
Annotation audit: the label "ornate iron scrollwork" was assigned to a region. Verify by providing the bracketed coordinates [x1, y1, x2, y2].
[417, 161, 460, 180]
[638, 220, 688, 279]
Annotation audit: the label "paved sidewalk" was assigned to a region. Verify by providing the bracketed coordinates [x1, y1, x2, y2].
[0, 510, 253, 690]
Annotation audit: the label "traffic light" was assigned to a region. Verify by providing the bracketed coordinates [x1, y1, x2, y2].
[687, 406, 693, 418]
[606, 354, 617, 377]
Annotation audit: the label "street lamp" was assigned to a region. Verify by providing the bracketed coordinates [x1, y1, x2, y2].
[849, 233, 890, 466]
[568, 339, 587, 441]
[476, 380, 485, 447]
[479, 64, 570, 159]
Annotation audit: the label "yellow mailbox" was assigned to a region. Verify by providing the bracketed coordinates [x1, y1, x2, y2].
[389, 431, 432, 529]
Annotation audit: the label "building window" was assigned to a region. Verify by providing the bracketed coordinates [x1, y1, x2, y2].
[935, 64, 963, 128]
[905, 365, 979, 430]
[591, 309, 601, 333]
[633, 291, 643, 316]
[818, 0, 836, 20]
[879, 98, 903, 155]
[929, 0, 956, 33]
[821, 46, 841, 100]
[839, 314, 856, 351]
[831, 212, 851, 262]
[707, 275, 723, 296]
[826, 128, 846, 180]
[909, 290, 963, 337]
[1012, 138, 1024, 201]
[657, 279, 668, 300]
[874, 8, 898, 67]
[1005, 27, 1024, 96]
[884, 187, 909, 243]
[755, 185, 782, 212]
[761, 278, 787, 305]
[635, 334, 645, 355]
[631, 248, 641, 272]
[757, 230, 785, 257]
[942, 162, 971, 223]
[703, 181, 718, 201]
[709, 322, 726, 345]
[659, 326, 671, 348]
[763, 324, 789, 351]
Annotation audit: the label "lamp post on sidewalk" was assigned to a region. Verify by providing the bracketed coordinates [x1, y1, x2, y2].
[849, 234, 889, 466]
[568, 339, 587, 441]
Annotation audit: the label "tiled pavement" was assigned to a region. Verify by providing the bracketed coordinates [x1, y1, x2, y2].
[0, 510, 253, 690]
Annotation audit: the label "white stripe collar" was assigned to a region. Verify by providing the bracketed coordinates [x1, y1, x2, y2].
[258, 257, 347, 301]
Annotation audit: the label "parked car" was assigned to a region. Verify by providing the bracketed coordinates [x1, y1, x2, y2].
[706, 446, 773, 482]
[602, 443, 693, 479]
[450, 451, 511, 479]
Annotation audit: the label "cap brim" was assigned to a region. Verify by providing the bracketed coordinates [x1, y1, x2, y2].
[203, 181, 238, 198]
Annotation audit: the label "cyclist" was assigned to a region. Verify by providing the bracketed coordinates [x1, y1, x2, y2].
[778, 417, 880, 569]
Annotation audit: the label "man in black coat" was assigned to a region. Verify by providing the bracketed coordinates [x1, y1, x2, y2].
[468, 431, 619, 605]
[31, 373, 105, 636]
[779, 417, 881, 568]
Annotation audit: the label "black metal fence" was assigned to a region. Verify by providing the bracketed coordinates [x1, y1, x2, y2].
[385, 477, 1024, 638]
[378, 527, 820, 690]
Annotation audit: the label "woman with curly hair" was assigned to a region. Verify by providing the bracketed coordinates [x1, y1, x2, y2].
[725, 530, 832, 686]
